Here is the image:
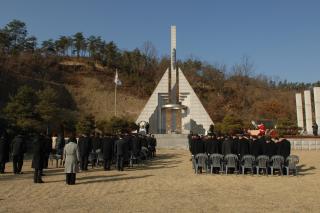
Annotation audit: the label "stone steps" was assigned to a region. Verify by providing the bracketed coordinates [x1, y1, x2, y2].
[154, 134, 189, 149]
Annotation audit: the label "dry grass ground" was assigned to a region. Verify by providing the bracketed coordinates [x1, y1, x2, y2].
[0, 149, 319, 213]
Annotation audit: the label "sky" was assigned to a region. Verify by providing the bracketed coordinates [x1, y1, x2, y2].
[0, 0, 319, 83]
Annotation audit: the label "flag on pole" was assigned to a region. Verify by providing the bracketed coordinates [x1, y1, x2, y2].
[114, 70, 122, 86]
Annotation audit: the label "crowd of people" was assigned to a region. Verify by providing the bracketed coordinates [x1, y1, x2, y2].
[0, 128, 157, 185]
[188, 133, 291, 159]
[188, 132, 292, 174]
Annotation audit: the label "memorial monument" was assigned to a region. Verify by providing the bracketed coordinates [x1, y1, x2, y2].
[136, 26, 213, 134]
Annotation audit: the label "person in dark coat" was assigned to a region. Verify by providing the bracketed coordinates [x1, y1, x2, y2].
[101, 134, 114, 171]
[77, 134, 92, 171]
[237, 135, 250, 159]
[249, 136, 261, 157]
[0, 130, 10, 173]
[312, 122, 318, 136]
[32, 133, 45, 183]
[11, 133, 27, 174]
[231, 135, 239, 155]
[222, 136, 233, 156]
[262, 137, 276, 157]
[131, 134, 141, 158]
[193, 135, 205, 154]
[278, 138, 291, 160]
[114, 135, 126, 171]
[43, 134, 52, 169]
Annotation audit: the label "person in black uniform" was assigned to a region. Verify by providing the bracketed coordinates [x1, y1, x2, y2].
[32, 133, 45, 183]
[312, 122, 318, 136]
[11, 133, 27, 174]
[78, 134, 92, 171]
[101, 134, 114, 171]
[262, 136, 276, 157]
[43, 133, 52, 169]
[222, 135, 233, 156]
[0, 130, 10, 173]
[114, 135, 126, 171]
[237, 135, 250, 159]
[249, 136, 261, 157]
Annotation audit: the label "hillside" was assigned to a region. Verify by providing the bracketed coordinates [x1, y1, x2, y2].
[1, 19, 318, 130]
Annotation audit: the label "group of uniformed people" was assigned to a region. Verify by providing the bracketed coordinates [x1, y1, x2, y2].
[0, 128, 157, 185]
[189, 133, 291, 163]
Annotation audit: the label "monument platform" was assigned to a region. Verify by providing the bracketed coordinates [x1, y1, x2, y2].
[154, 134, 189, 150]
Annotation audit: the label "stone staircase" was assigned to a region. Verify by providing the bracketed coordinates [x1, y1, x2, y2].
[154, 134, 189, 149]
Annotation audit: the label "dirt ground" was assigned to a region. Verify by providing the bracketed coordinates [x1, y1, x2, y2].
[0, 149, 319, 213]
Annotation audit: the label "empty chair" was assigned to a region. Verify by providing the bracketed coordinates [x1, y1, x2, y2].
[224, 154, 238, 174]
[285, 155, 299, 176]
[241, 155, 255, 175]
[270, 155, 284, 175]
[256, 155, 269, 175]
[195, 153, 208, 174]
[129, 153, 142, 167]
[209, 154, 224, 174]
[88, 152, 97, 168]
[97, 152, 104, 167]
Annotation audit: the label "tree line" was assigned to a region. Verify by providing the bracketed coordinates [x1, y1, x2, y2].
[0, 19, 315, 133]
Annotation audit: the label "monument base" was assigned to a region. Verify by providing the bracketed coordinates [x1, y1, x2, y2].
[154, 134, 189, 150]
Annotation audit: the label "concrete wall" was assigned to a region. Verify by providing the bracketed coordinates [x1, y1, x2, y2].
[295, 93, 304, 129]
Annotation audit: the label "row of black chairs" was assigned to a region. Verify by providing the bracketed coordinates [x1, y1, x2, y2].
[192, 154, 299, 176]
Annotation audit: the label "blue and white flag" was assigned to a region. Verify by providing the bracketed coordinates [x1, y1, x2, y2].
[114, 70, 122, 86]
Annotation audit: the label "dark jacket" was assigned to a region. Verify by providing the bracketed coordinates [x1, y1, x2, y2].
[279, 139, 291, 160]
[249, 139, 261, 157]
[193, 138, 205, 154]
[131, 136, 141, 156]
[114, 138, 126, 156]
[222, 138, 233, 156]
[44, 135, 52, 156]
[237, 138, 250, 158]
[101, 136, 114, 160]
[262, 140, 276, 157]
[32, 134, 45, 169]
[11, 135, 26, 156]
[78, 136, 92, 157]
[92, 136, 101, 152]
[0, 132, 10, 162]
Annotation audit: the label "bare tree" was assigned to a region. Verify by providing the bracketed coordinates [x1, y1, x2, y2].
[140, 41, 158, 61]
[232, 55, 254, 77]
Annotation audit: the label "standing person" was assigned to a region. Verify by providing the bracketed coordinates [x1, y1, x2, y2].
[55, 133, 65, 168]
[114, 135, 125, 171]
[101, 134, 114, 171]
[32, 133, 45, 183]
[63, 135, 80, 185]
[0, 130, 10, 173]
[43, 134, 52, 169]
[11, 133, 27, 174]
[312, 122, 318, 136]
[78, 134, 92, 171]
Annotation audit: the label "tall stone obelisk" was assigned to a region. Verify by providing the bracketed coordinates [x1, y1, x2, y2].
[168, 25, 178, 132]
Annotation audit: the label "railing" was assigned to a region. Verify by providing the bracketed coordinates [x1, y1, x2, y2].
[289, 138, 320, 150]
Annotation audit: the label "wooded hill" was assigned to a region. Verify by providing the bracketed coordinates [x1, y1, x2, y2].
[1, 20, 319, 133]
